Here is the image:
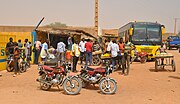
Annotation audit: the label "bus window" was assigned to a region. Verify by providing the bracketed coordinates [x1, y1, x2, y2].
[132, 26, 146, 41]
[147, 26, 160, 41]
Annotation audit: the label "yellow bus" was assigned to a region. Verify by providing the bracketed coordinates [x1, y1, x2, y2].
[119, 22, 165, 59]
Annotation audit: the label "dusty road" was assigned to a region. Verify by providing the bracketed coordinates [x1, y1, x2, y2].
[0, 50, 180, 104]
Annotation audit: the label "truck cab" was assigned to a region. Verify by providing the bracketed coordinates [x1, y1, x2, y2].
[167, 36, 180, 50]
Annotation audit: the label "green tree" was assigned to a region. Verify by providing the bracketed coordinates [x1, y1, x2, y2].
[46, 22, 67, 27]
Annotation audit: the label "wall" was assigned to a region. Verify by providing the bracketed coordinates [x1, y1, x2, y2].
[0, 32, 32, 70]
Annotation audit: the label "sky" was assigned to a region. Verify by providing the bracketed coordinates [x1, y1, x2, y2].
[0, 0, 180, 33]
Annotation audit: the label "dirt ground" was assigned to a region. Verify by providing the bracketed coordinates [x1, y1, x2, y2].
[0, 50, 180, 104]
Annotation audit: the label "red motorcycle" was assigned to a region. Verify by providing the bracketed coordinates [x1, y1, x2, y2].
[138, 52, 149, 63]
[78, 64, 117, 94]
[37, 62, 82, 95]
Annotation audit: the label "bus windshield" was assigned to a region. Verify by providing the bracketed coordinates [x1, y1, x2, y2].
[132, 24, 161, 45]
[147, 25, 160, 42]
[133, 25, 146, 41]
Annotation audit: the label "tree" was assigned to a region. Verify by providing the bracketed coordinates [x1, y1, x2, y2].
[46, 22, 67, 27]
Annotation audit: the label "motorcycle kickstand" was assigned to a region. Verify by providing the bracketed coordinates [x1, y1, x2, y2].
[57, 85, 61, 91]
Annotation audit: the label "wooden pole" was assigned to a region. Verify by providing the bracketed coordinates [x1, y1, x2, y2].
[95, 0, 98, 36]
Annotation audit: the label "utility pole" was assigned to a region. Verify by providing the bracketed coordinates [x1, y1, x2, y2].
[95, 0, 98, 36]
[174, 18, 180, 35]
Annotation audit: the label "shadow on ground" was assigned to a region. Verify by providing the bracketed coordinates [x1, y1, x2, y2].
[149, 68, 175, 72]
[168, 76, 180, 80]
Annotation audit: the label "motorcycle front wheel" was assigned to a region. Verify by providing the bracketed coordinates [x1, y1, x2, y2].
[140, 56, 148, 63]
[99, 78, 117, 94]
[63, 77, 82, 95]
[6, 61, 14, 72]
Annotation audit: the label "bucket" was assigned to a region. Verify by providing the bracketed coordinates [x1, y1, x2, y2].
[66, 51, 72, 60]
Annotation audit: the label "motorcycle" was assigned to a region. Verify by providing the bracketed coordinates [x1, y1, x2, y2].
[36, 62, 82, 95]
[6, 56, 28, 73]
[78, 63, 117, 94]
[137, 52, 148, 63]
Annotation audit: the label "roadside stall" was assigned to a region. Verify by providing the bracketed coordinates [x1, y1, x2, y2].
[34, 27, 100, 66]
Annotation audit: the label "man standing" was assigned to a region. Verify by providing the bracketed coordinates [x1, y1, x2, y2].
[67, 36, 73, 50]
[18, 39, 23, 48]
[40, 39, 49, 61]
[110, 40, 119, 69]
[24, 39, 30, 58]
[24, 39, 31, 67]
[85, 39, 93, 66]
[72, 40, 80, 72]
[107, 39, 113, 52]
[118, 38, 125, 69]
[34, 40, 41, 64]
[57, 41, 66, 65]
[123, 38, 134, 74]
[79, 38, 86, 64]
[13, 42, 20, 77]
[6, 37, 14, 55]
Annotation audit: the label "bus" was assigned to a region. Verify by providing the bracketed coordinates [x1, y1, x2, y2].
[119, 22, 165, 59]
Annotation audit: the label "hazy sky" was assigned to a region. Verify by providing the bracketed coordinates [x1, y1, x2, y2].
[0, 0, 180, 33]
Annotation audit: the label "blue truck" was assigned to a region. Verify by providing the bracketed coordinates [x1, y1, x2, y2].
[167, 36, 180, 50]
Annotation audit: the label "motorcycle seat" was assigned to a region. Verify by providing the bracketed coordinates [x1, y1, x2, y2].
[94, 68, 106, 73]
[42, 66, 54, 72]
[86, 67, 94, 71]
[87, 67, 106, 75]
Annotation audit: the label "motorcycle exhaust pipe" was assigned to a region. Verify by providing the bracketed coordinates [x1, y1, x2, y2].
[79, 75, 89, 82]
[36, 78, 51, 86]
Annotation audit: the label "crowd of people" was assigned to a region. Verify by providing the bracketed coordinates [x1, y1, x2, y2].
[3, 36, 136, 76]
[5, 38, 32, 77]
[103, 37, 135, 75]
[38, 38, 101, 72]
[1, 35, 168, 77]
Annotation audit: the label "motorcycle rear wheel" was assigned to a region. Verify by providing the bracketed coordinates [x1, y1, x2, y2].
[99, 78, 117, 94]
[92, 55, 101, 66]
[63, 77, 82, 95]
[19, 62, 27, 73]
[40, 74, 51, 91]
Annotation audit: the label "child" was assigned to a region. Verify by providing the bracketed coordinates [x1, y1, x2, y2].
[13, 42, 20, 77]
[159, 44, 166, 65]
[159, 43, 166, 53]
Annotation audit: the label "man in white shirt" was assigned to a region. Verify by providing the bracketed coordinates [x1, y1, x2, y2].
[79, 38, 86, 64]
[40, 39, 49, 61]
[57, 41, 66, 65]
[110, 40, 119, 68]
[107, 40, 113, 52]
[24, 39, 30, 62]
